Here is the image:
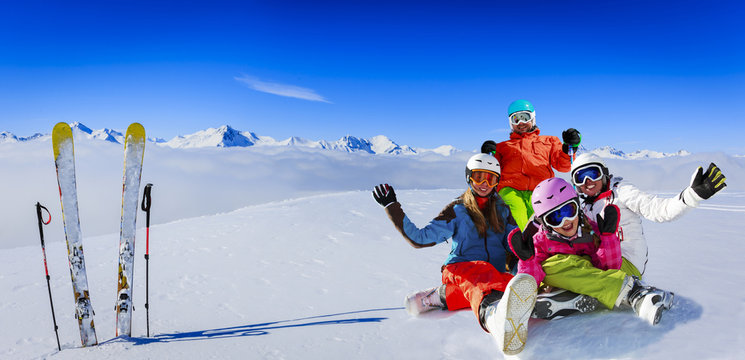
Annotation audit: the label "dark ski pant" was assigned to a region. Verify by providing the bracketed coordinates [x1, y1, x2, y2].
[441, 260, 514, 317]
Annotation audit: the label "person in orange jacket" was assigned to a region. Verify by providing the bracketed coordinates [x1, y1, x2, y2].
[482, 99, 581, 231]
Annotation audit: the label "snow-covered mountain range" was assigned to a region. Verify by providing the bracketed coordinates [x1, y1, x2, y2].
[161, 125, 425, 155]
[1, 123, 690, 159]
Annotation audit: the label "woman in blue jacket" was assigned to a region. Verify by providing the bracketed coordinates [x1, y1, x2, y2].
[373, 153, 537, 356]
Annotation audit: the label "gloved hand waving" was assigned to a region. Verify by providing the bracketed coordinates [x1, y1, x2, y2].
[561, 128, 581, 154]
[481, 140, 497, 155]
[372, 184, 397, 208]
[508, 220, 539, 260]
[596, 204, 620, 235]
[690, 163, 727, 200]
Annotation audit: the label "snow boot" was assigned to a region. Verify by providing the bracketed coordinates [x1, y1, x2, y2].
[618, 276, 673, 325]
[404, 285, 446, 315]
[646, 286, 675, 310]
[483, 273, 537, 355]
[532, 289, 599, 320]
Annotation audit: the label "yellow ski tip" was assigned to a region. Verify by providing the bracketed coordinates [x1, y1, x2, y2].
[125, 122, 146, 144]
[52, 122, 73, 160]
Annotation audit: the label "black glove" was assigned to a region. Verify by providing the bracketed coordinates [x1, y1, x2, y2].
[481, 140, 497, 155]
[372, 184, 397, 208]
[596, 204, 620, 235]
[690, 163, 727, 200]
[508, 221, 539, 260]
[561, 128, 581, 154]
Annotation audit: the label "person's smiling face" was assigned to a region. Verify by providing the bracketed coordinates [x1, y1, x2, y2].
[577, 177, 603, 197]
[550, 216, 579, 237]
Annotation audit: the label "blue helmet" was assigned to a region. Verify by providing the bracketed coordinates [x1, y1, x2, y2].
[508, 100, 534, 116]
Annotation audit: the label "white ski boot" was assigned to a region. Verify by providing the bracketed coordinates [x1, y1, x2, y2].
[645, 286, 675, 310]
[617, 276, 674, 325]
[404, 285, 446, 315]
[532, 289, 599, 320]
[484, 273, 537, 355]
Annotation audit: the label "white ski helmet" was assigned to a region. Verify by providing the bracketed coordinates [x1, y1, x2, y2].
[570, 153, 610, 185]
[465, 153, 501, 184]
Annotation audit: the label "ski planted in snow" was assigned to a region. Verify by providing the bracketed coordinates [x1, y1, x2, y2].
[115, 123, 146, 337]
[52, 122, 98, 347]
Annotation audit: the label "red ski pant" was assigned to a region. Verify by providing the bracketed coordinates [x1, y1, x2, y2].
[441, 261, 514, 316]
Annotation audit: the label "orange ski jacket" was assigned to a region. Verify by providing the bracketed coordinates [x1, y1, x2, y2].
[493, 129, 571, 192]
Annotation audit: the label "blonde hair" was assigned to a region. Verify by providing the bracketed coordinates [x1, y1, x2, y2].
[462, 189, 504, 237]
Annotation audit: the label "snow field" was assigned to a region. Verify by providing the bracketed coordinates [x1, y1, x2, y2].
[1, 135, 744, 359]
[1, 189, 744, 359]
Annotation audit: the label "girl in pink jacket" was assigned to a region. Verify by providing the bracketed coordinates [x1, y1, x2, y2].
[508, 177, 674, 325]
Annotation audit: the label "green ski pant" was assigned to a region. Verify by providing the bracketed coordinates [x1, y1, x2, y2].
[541, 254, 637, 309]
[498, 187, 534, 231]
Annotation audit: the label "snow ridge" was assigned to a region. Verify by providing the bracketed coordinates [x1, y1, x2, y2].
[2, 123, 691, 158]
[582, 145, 691, 159]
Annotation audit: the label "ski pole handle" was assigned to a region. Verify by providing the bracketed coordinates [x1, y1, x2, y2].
[568, 146, 575, 164]
[567, 147, 577, 190]
[36, 202, 52, 239]
[141, 183, 153, 226]
[35, 202, 52, 274]
[141, 183, 153, 256]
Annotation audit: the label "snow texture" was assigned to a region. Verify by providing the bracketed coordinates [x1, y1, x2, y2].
[1, 126, 744, 359]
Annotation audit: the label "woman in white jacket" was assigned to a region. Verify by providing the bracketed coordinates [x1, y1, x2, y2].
[525, 153, 726, 320]
[569, 153, 727, 277]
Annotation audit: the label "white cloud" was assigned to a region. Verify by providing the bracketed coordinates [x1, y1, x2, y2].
[235, 75, 332, 103]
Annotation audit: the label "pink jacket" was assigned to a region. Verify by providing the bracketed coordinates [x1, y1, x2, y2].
[517, 219, 622, 286]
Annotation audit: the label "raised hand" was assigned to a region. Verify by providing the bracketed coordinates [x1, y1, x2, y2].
[372, 184, 397, 208]
[596, 204, 620, 235]
[481, 140, 497, 155]
[690, 163, 727, 200]
[561, 128, 581, 154]
[508, 221, 539, 260]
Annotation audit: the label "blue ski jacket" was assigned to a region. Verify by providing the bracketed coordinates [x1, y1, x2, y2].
[384, 194, 518, 272]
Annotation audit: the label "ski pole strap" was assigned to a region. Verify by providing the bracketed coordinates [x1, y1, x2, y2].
[36, 202, 52, 226]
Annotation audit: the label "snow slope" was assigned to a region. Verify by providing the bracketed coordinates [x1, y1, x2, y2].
[1, 189, 744, 359]
[1, 135, 744, 359]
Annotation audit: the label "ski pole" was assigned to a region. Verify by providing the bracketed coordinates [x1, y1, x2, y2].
[568, 146, 576, 190]
[568, 144, 575, 164]
[140, 183, 153, 337]
[35, 202, 62, 351]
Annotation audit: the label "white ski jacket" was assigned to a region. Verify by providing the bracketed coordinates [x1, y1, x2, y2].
[580, 176, 703, 275]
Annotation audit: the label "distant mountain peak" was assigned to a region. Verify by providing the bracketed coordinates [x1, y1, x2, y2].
[163, 125, 260, 148]
[70, 121, 93, 134]
[583, 146, 690, 159]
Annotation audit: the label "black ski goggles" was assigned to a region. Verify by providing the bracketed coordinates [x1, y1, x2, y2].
[572, 164, 604, 186]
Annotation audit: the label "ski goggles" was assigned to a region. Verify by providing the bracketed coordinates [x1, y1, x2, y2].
[572, 164, 604, 186]
[542, 199, 580, 228]
[509, 111, 535, 125]
[470, 170, 500, 187]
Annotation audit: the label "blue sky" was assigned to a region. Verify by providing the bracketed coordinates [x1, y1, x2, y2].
[1, 0, 744, 154]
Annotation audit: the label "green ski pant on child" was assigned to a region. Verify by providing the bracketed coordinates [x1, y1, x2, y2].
[540, 254, 630, 309]
[498, 187, 534, 231]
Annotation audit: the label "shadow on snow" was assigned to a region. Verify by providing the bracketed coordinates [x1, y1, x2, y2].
[520, 295, 703, 359]
[103, 307, 404, 346]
